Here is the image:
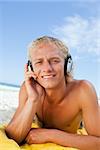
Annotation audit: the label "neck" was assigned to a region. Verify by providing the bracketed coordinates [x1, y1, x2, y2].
[45, 78, 67, 104]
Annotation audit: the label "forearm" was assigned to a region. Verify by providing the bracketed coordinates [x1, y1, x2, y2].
[5, 98, 38, 143]
[49, 129, 100, 150]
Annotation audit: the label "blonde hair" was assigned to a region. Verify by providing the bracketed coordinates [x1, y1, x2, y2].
[27, 36, 73, 78]
[28, 36, 69, 61]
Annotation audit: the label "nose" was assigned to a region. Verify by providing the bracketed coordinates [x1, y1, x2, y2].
[42, 61, 53, 72]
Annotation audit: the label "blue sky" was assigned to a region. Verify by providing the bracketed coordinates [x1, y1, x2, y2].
[0, 0, 100, 97]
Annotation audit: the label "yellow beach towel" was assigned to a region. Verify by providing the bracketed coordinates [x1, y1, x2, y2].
[0, 123, 87, 150]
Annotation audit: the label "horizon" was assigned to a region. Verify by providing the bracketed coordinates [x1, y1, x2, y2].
[0, 81, 20, 87]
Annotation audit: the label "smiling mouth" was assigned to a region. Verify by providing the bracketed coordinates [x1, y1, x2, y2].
[42, 75, 55, 79]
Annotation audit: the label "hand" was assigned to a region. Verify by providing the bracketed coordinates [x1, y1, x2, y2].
[25, 128, 50, 144]
[24, 64, 44, 102]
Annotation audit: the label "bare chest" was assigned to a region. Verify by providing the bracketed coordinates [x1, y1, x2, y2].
[36, 97, 82, 133]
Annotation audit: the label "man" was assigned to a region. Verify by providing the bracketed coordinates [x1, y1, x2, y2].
[6, 36, 100, 150]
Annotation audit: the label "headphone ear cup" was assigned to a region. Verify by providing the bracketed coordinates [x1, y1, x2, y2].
[64, 54, 73, 75]
[64, 59, 68, 75]
[30, 62, 34, 71]
[28, 60, 34, 71]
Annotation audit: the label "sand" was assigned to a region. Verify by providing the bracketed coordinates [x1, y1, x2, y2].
[0, 87, 19, 124]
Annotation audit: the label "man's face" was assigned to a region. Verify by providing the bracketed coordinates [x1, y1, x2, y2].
[30, 42, 65, 89]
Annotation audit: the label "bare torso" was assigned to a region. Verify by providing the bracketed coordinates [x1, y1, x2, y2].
[36, 79, 82, 133]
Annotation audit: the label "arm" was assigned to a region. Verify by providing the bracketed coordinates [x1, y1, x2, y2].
[51, 81, 100, 150]
[25, 127, 100, 150]
[80, 80, 100, 137]
[49, 128, 100, 150]
[26, 80, 100, 150]
[5, 64, 43, 144]
[5, 82, 38, 144]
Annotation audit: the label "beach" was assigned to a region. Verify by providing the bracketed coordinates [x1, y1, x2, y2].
[0, 85, 19, 124]
[0, 84, 100, 125]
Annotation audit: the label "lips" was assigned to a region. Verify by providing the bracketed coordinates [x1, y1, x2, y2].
[41, 74, 55, 79]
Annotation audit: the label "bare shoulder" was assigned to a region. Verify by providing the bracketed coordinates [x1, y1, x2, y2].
[77, 79, 97, 97]
[75, 80, 100, 136]
[75, 79, 98, 107]
[69, 79, 96, 93]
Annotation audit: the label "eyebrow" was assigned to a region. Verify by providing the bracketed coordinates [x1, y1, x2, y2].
[49, 57, 61, 60]
[33, 57, 61, 61]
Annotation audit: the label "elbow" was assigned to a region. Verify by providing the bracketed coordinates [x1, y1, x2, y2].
[5, 126, 24, 144]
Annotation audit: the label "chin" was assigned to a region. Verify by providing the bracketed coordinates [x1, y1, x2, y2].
[37, 76, 64, 89]
[39, 81, 59, 89]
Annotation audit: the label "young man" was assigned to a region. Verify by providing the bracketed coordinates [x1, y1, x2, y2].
[6, 36, 100, 150]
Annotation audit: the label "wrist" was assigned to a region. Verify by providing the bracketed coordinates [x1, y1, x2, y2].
[28, 97, 38, 103]
[47, 129, 57, 142]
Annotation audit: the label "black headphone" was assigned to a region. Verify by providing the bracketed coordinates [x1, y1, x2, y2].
[28, 54, 73, 75]
[64, 54, 73, 75]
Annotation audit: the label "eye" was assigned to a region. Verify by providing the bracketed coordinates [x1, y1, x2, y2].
[37, 61, 41, 64]
[35, 61, 42, 65]
[51, 59, 60, 63]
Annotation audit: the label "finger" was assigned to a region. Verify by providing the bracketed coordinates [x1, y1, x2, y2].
[24, 68, 36, 81]
[24, 63, 28, 73]
[26, 71, 38, 80]
[24, 63, 37, 78]
[30, 70, 38, 80]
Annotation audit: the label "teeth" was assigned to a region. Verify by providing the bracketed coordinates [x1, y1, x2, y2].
[42, 75, 54, 79]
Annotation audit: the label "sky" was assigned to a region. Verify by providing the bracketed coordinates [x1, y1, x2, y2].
[0, 0, 100, 97]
